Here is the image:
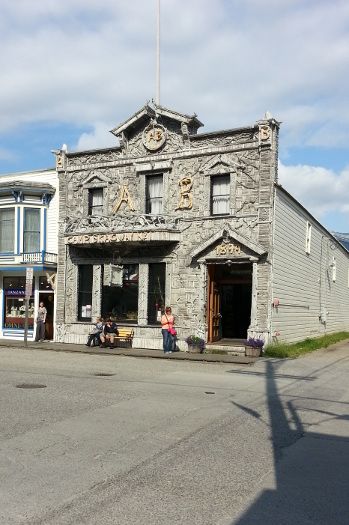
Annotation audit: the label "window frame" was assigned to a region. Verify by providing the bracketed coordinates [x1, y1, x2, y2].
[210, 174, 231, 216]
[23, 207, 41, 253]
[145, 173, 164, 215]
[77, 264, 93, 322]
[88, 188, 104, 216]
[305, 221, 312, 254]
[0, 207, 15, 254]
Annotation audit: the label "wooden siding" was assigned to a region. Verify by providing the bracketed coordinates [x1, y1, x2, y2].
[272, 188, 349, 342]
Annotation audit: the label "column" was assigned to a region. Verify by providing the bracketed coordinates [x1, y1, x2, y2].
[92, 265, 102, 319]
[138, 263, 149, 325]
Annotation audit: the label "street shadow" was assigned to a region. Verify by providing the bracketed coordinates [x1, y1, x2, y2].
[231, 360, 349, 525]
[226, 368, 317, 381]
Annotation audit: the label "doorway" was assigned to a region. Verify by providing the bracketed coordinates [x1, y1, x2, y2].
[207, 263, 252, 342]
[39, 292, 54, 340]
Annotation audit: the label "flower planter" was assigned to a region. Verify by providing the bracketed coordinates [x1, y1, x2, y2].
[188, 344, 203, 354]
[245, 346, 262, 357]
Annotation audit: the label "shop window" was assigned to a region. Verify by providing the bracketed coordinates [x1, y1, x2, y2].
[147, 263, 166, 324]
[88, 188, 103, 216]
[0, 208, 15, 253]
[23, 208, 41, 252]
[211, 175, 230, 215]
[78, 265, 93, 321]
[102, 264, 139, 323]
[3, 276, 34, 330]
[146, 174, 163, 214]
[39, 275, 54, 291]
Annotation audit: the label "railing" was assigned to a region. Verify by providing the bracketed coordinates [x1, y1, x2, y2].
[21, 251, 57, 264]
[64, 214, 181, 235]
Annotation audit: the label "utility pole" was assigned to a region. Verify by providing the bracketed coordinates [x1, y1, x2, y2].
[24, 267, 33, 347]
[156, 0, 160, 105]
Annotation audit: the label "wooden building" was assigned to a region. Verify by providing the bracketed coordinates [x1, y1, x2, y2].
[54, 103, 349, 348]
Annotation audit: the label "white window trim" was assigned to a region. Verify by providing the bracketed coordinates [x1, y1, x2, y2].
[305, 221, 312, 254]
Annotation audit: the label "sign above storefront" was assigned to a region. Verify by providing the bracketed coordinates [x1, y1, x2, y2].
[65, 230, 181, 245]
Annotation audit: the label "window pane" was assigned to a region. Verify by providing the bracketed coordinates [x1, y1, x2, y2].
[78, 265, 93, 321]
[0, 208, 15, 252]
[88, 189, 103, 216]
[148, 263, 166, 324]
[211, 175, 230, 215]
[146, 175, 163, 214]
[24, 208, 40, 252]
[102, 264, 139, 323]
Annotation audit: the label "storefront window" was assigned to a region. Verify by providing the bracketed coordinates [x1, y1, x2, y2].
[147, 263, 166, 324]
[78, 265, 93, 321]
[102, 264, 138, 323]
[3, 276, 34, 329]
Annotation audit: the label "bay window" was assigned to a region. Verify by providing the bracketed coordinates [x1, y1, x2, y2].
[0, 208, 15, 253]
[23, 208, 41, 252]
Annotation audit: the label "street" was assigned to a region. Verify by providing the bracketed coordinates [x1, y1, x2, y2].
[0, 344, 348, 524]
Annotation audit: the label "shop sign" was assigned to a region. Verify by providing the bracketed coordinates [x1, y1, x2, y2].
[5, 289, 25, 296]
[215, 242, 241, 256]
[66, 231, 152, 245]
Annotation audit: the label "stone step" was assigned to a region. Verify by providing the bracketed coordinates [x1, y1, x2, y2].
[205, 344, 246, 356]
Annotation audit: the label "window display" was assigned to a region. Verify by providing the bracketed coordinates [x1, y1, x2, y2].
[102, 264, 139, 323]
[3, 277, 34, 329]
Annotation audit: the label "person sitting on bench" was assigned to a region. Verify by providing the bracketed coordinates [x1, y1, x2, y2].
[100, 318, 119, 348]
[85, 317, 104, 347]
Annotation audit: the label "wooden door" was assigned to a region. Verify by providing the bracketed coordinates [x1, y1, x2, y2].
[207, 266, 221, 342]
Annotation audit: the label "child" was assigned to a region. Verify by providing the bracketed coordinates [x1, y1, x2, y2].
[85, 317, 104, 347]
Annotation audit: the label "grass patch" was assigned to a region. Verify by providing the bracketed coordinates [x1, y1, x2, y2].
[264, 332, 349, 358]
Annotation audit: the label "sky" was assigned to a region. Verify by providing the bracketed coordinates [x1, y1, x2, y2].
[0, 0, 348, 232]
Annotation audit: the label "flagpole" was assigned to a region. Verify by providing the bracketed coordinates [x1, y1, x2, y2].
[156, 0, 160, 105]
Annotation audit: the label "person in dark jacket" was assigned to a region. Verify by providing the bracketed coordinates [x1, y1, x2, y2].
[100, 318, 119, 348]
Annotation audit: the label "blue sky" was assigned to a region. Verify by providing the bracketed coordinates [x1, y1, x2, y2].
[0, 0, 348, 232]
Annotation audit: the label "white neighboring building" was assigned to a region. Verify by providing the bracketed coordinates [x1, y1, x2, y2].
[0, 168, 58, 341]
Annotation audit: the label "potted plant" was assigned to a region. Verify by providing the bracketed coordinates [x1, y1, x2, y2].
[244, 337, 264, 357]
[185, 335, 206, 354]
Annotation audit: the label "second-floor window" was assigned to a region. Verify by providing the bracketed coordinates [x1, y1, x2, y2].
[24, 208, 41, 252]
[88, 188, 103, 216]
[211, 175, 230, 215]
[146, 174, 163, 214]
[0, 208, 15, 253]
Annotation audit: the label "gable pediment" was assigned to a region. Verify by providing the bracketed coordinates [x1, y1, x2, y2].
[80, 171, 112, 187]
[190, 225, 266, 262]
[200, 155, 243, 175]
[110, 102, 203, 141]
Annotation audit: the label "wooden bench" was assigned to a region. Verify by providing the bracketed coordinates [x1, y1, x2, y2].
[114, 327, 134, 347]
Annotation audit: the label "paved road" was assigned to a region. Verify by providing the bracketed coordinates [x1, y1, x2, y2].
[0, 344, 348, 524]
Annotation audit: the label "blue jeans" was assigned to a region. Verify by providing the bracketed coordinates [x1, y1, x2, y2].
[162, 329, 173, 353]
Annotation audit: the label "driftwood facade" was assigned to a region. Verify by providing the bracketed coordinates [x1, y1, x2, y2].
[54, 103, 349, 348]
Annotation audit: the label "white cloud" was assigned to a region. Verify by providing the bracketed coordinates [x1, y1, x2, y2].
[0, 0, 348, 148]
[74, 122, 117, 151]
[278, 161, 349, 223]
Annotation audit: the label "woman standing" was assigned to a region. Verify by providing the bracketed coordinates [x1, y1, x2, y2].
[35, 301, 47, 342]
[161, 306, 175, 354]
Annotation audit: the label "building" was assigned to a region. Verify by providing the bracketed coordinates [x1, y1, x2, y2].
[54, 103, 349, 348]
[0, 169, 58, 341]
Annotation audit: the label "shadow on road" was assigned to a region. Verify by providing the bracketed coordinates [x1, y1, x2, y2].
[231, 360, 349, 525]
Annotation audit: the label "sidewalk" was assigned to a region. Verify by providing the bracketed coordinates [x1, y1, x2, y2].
[0, 338, 256, 364]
